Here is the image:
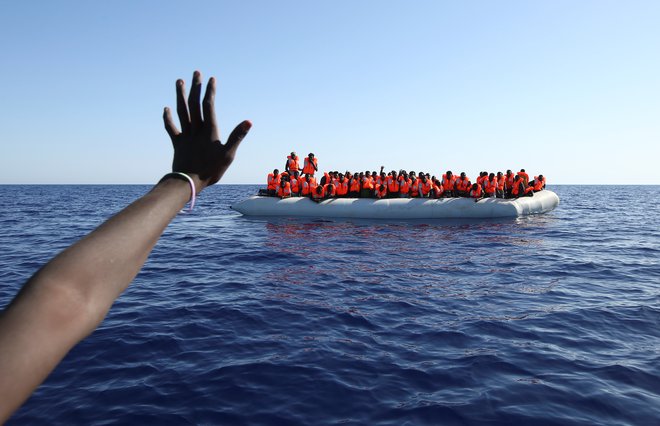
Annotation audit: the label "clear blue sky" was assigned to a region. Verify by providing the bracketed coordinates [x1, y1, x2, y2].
[0, 1, 658, 184]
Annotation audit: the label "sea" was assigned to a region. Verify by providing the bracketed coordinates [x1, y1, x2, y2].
[1, 184, 658, 425]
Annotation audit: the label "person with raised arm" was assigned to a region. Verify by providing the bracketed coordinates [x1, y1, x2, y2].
[0, 71, 251, 422]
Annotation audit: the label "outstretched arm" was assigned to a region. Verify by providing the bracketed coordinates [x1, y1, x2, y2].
[0, 71, 251, 422]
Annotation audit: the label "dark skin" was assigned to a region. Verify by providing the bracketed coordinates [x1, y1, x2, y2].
[0, 71, 250, 422]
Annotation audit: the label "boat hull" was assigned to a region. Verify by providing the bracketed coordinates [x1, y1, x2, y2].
[231, 190, 560, 219]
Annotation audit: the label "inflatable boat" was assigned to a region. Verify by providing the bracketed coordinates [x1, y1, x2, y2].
[231, 190, 559, 219]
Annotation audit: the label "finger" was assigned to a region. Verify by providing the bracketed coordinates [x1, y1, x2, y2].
[224, 120, 252, 153]
[202, 77, 219, 140]
[188, 70, 203, 132]
[163, 107, 180, 142]
[176, 79, 190, 134]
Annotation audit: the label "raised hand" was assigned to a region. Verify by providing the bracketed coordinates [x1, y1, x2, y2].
[163, 71, 251, 192]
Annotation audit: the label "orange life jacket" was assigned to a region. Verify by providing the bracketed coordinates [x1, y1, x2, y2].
[387, 177, 400, 193]
[410, 178, 421, 197]
[484, 178, 497, 194]
[399, 179, 410, 195]
[432, 182, 443, 198]
[477, 175, 487, 187]
[517, 171, 529, 186]
[336, 181, 348, 196]
[302, 157, 318, 175]
[324, 184, 336, 197]
[290, 178, 299, 193]
[497, 176, 506, 191]
[301, 180, 310, 196]
[511, 180, 523, 196]
[286, 156, 299, 173]
[277, 182, 291, 198]
[469, 185, 483, 198]
[505, 174, 515, 190]
[455, 177, 470, 192]
[441, 174, 455, 191]
[267, 173, 280, 191]
[362, 176, 374, 190]
[349, 178, 361, 192]
[419, 180, 432, 196]
[375, 186, 387, 199]
[533, 176, 546, 191]
[312, 186, 325, 199]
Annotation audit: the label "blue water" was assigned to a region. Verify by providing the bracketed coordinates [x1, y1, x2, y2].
[1, 185, 659, 425]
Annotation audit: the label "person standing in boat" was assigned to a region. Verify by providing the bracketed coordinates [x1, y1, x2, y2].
[302, 153, 318, 177]
[285, 152, 299, 175]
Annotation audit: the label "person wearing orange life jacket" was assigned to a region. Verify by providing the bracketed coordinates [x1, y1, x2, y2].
[441, 171, 456, 197]
[432, 178, 444, 198]
[311, 184, 325, 202]
[398, 173, 411, 198]
[335, 174, 349, 197]
[410, 173, 420, 198]
[469, 183, 483, 200]
[483, 173, 498, 198]
[289, 171, 300, 197]
[387, 171, 400, 198]
[476, 172, 488, 191]
[496, 172, 506, 198]
[504, 169, 515, 198]
[454, 172, 471, 197]
[374, 184, 387, 199]
[302, 153, 318, 176]
[284, 152, 299, 174]
[517, 169, 530, 186]
[510, 175, 530, 198]
[276, 178, 291, 198]
[349, 173, 361, 198]
[361, 171, 374, 198]
[300, 174, 311, 197]
[323, 182, 337, 198]
[267, 169, 280, 196]
[532, 175, 546, 192]
[417, 175, 432, 198]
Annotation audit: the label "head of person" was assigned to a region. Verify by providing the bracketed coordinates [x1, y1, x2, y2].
[273, 169, 279, 176]
[489, 173, 495, 179]
[514, 175, 520, 181]
[497, 171, 503, 177]
[520, 168, 525, 172]
[291, 151, 297, 159]
[392, 171, 397, 177]
[421, 175, 427, 182]
[460, 172, 466, 178]
[339, 173, 345, 181]
[316, 185, 323, 194]
[507, 169, 512, 175]
[280, 179, 286, 187]
[471, 183, 478, 190]
[538, 175, 544, 180]
[380, 171, 386, 178]
[308, 153, 315, 159]
[365, 171, 371, 177]
[446, 171, 452, 177]
[359, 172, 364, 178]
[372, 170, 377, 176]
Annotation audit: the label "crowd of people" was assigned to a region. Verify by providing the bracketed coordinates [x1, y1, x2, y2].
[264, 152, 547, 202]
